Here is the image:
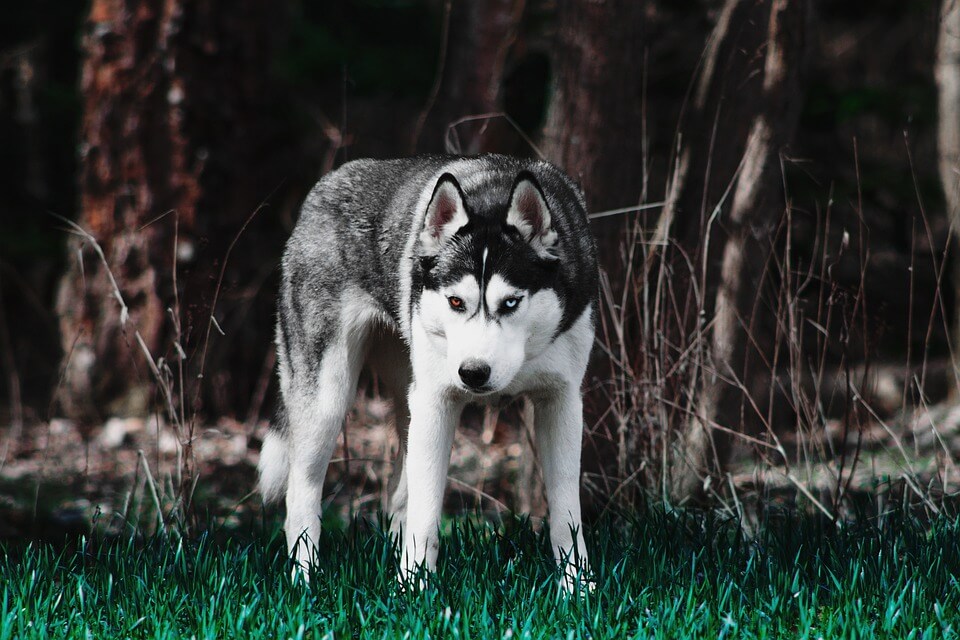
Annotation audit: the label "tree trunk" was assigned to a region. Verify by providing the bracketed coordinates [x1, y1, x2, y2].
[539, 0, 648, 510]
[660, 0, 809, 501]
[937, 0, 960, 397]
[541, 0, 647, 254]
[56, 0, 312, 429]
[414, 0, 525, 154]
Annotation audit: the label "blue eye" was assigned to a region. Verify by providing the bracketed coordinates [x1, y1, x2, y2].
[501, 297, 522, 313]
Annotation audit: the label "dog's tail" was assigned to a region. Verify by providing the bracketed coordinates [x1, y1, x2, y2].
[258, 407, 289, 504]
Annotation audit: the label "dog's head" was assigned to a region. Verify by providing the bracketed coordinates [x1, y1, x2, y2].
[413, 171, 564, 395]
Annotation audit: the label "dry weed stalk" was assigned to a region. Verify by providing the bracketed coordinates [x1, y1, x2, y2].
[589, 138, 958, 522]
[53, 202, 266, 535]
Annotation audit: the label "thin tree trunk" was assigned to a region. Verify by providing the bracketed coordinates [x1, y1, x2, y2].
[936, 0, 960, 396]
[664, 0, 809, 501]
[647, 0, 772, 502]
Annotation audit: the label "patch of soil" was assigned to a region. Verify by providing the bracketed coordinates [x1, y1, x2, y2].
[0, 394, 541, 541]
[2, 390, 959, 542]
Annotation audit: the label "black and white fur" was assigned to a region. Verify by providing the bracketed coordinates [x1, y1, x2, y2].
[258, 154, 598, 588]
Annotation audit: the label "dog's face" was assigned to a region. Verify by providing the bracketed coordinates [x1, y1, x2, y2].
[414, 172, 563, 395]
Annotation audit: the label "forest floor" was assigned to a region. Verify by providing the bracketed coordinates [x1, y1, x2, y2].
[2, 379, 959, 542]
[0, 393, 540, 541]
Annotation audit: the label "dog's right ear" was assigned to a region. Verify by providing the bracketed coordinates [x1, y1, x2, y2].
[419, 173, 469, 255]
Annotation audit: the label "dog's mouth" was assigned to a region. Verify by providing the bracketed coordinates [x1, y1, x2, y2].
[457, 380, 499, 396]
[460, 383, 493, 395]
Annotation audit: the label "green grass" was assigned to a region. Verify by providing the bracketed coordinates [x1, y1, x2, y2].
[1, 509, 958, 639]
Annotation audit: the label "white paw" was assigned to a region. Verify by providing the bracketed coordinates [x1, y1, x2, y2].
[290, 560, 310, 586]
[396, 565, 431, 593]
[559, 563, 595, 596]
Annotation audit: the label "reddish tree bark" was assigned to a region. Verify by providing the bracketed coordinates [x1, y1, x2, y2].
[56, 0, 313, 427]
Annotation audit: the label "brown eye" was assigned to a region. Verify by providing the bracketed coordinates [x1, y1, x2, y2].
[448, 296, 464, 311]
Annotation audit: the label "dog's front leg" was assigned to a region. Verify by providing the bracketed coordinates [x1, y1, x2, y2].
[535, 386, 590, 590]
[401, 382, 461, 580]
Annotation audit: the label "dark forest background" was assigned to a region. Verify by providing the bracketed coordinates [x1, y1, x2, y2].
[2, 0, 959, 532]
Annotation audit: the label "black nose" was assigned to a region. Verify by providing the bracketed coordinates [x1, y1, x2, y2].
[458, 360, 491, 390]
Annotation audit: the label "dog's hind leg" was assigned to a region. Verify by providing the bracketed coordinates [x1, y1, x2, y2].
[385, 387, 409, 539]
[387, 390, 410, 541]
[283, 323, 370, 576]
[368, 330, 412, 538]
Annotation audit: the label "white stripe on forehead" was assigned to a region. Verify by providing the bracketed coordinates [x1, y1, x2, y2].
[480, 246, 489, 306]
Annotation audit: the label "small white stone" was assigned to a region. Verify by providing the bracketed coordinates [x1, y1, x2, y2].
[167, 84, 184, 105]
[176, 239, 195, 262]
[97, 417, 145, 448]
[158, 428, 180, 455]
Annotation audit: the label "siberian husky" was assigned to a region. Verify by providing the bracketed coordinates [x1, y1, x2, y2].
[258, 154, 598, 588]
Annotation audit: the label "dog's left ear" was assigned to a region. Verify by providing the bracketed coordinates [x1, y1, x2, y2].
[506, 172, 558, 257]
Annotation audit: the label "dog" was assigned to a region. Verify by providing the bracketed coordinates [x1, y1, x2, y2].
[258, 154, 598, 588]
